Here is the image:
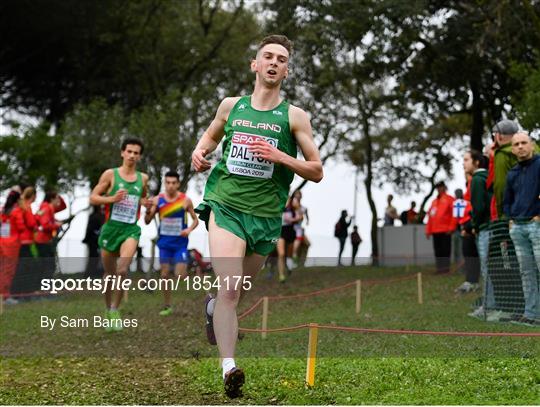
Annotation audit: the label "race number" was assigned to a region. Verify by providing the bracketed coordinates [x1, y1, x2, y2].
[226, 132, 278, 179]
[160, 217, 183, 236]
[110, 194, 139, 223]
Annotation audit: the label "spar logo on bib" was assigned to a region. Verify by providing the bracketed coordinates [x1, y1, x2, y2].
[227, 132, 278, 179]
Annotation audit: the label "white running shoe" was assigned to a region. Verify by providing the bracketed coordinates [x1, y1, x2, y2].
[455, 282, 480, 294]
[468, 306, 485, 319]
[486, 310, 504, 322]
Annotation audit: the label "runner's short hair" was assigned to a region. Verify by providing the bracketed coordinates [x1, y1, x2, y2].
[121, 138, 144, 154]
[258, 35, 293, 55]
[164, 171, 180, 181]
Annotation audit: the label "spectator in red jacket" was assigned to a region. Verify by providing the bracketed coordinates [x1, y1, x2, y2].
[10, 186, 38, 294]
[35, 191, 66, 244]
[35, 190, 66, 281]
[426, 181, 457, 274]
[0, 190, 22, 301]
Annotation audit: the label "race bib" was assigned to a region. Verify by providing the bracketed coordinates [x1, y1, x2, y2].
[226, 132, 278, 179]
[0, 222, 10, 238]
[110, 194, 139, 223]
[160, 217, 183, 236]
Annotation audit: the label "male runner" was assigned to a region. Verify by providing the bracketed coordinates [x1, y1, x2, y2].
[144, 170, 198, 316]
[191, 34, 323, 398]
[90, 138, 151, 331]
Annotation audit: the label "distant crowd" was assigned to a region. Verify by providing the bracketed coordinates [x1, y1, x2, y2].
[0, 186, 67, 302]
[370, 120, 539, 326]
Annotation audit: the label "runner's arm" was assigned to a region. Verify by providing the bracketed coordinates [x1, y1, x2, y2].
[141, 173, 149, 198]
[248, 106, 323, 182]
[192, 97, 240, 172]
[140, 173, 153, 210]
[89, 170, 123, 205]
[144, 196, 159, 225]
[291, 211, 303, 223]
[180, 198, 199, 237]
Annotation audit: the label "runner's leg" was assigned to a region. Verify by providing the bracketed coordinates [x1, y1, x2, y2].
[111, 238, 138, 309]
[240, 253, 266, 301]
[293, 238, 301, 258]
[277, 238, 286, 281]
[101, 249, 118, 309]
[174, 262, 188, 281]
[161, 263, 172, 307]
[208, 211, 246, 360]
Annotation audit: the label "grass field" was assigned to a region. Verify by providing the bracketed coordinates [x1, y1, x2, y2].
[1, 265, 539, 405]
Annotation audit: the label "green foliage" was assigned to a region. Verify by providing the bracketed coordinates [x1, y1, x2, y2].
[371, 114, 471, 194]
[395, 0, 540, 149]
[0, 0, 257, 122]
[61, 99, 128, 187]
[8, 1, 261, 191]
[3, 0, 540, 200]
[513, 57, 540, 130]
[0, 123, 68, 190]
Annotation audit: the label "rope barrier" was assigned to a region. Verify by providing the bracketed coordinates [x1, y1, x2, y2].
[315, 324, 540, 338]
[236, 271, 540, 338]
[237, 272, 419, 321]
[238, 297, 264, 320]
[239, 324, 310, 333]
[239, 323, 540, 337]
[266, 280, 358, 301]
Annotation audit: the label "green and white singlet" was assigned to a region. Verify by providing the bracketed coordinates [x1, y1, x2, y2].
[98, 168, 143, 252]
[203, 96, 297, 217]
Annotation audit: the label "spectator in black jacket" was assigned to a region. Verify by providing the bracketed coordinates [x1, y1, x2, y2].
[335, 210, 353, 266]
[350, 226, 362, 266]
[503, 133, 540, 326]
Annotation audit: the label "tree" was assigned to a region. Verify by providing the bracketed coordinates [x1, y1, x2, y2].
[61, 99, 128, 188]
[6, 0, 260, 192]
[0, 0, 258, 123]
[263, 0, 427, 263]
[373, 113, 471, 217]
[513, 57, 540, 130]
[396, 1, 540, 151]
[0, 122, 68, 191]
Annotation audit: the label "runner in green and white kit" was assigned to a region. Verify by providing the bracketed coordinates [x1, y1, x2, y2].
[192, 35, 323, 398]
[90, 138, 151, 332]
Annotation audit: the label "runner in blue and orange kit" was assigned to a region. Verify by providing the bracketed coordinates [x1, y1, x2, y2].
[145, 171, 198, 316]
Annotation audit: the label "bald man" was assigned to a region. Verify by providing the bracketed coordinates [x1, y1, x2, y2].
[503, 132, 540, 326]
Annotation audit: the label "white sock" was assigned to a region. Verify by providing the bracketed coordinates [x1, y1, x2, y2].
[206, 297, 216, 316]
[222, 358, 236, 378]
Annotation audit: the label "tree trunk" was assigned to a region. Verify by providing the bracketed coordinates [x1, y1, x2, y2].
[362, 121, 379, 266]
[419, 186, 435, 223]
[470, 80, 484, 152]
